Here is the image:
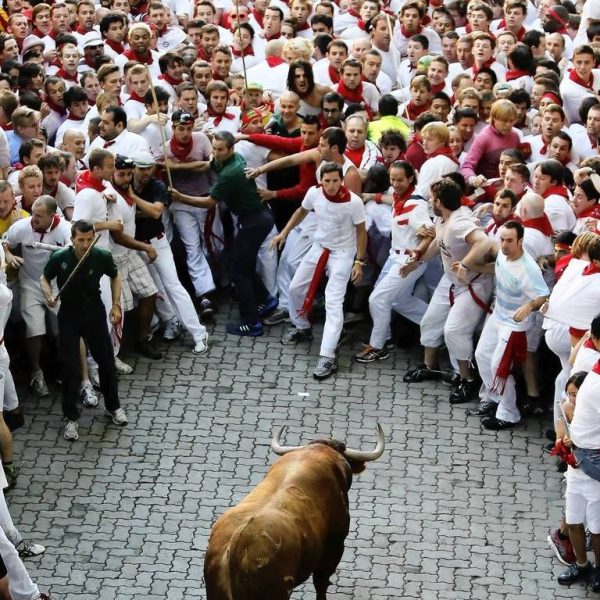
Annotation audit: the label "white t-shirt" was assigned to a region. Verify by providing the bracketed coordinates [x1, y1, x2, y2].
[390, 195, 430, 263]
[301, 185, 365, 251]
[570, 363, 600, 448]
[72, 184, 114, 249]
[107, 193, 136, 258]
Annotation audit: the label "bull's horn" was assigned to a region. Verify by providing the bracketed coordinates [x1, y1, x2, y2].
[271, 426, 306, 455]
[343, 423, 385, 462]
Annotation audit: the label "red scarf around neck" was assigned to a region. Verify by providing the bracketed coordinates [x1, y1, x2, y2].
[400, 24, 422, 38]
[251, 8, 264, 29]
[105, 39, 124, 53]
[523, 214, 553, 236]
[264, 31, 281, 41]
[583, 262, 600, 276]
[337, 80, 365, 104]
[577, 204, 600, 220]
[231, 46, 254, 58]
[485, 213, 519, 234]
[425, 146, 459, 164]
[392, 185, 416, 221]
[170, 135, 193, 162]
[128, 91, 146, 103]
[472, 57, 495, 76]
[403, 100, 429, 121]
[207, 107, 235, 126]
[56, 68, 79, 83]
[67, 111, 86, 121]
[75, 24, 91, 35]
[158, 73, 183, 86]
[542, 184, 569, 200]
[569, 69, 594, 91]
[328, 64, 340, 84]
[123, 48, 153, 65]
[506, 69, 530, 81]
[32, 213, 61, 239]
[46, 98, 66, 117]
[266, 56, 285, 67]
[76, 170, 105, 193]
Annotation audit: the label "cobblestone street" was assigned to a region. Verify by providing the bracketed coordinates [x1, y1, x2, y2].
[6, 303, 597, 600]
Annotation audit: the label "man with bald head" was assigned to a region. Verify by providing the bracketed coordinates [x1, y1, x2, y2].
[60, 130, 87, 170]
[244, 39, 289, 98]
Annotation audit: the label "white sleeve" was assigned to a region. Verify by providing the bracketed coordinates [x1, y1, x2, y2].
[0, 129, 9, 170]
[407, 201, 432, 231]
[72, 190, 97, 221]
[301, 187, 317, 211]
[351, 197, 366, 225]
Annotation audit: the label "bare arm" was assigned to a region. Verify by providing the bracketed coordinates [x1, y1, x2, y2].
[130, 188, 164, 219]
[127, 112, 168, 134]
[40, 274, 57, 307]
[108, 273, 122, 324]
[168, 188, 218, 209]
[271, 207, 309, 248]
[110, 230, 157, 263]
[351, 221, 368, 284]
[344, 167, 363, 195]
[246, 148, 320, 178]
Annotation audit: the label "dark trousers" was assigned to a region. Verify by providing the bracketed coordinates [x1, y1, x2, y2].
[59, 305, 120, 421]
[231, 209, 274, 323]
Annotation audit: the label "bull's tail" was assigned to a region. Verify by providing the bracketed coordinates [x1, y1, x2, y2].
[227, 517, 298, 600]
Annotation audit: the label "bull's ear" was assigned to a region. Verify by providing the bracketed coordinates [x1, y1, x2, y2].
[348, 460, 366, 475]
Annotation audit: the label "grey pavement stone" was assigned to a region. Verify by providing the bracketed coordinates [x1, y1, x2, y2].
[5, 299, 597, 598]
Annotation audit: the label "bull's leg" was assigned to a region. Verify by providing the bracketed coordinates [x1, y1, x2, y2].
[312, 537, 346, 600]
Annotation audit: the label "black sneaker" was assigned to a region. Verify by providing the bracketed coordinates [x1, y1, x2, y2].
[258, 295, 278, 318]
[355, 345, 390, 363]
[558, 562, 590, 585]
[442, 371, 461, 387]
[135, 341, 163, 360]
[403, 364, 441, 383]
[281, 326, 312, 345]
[3, 463, 17, 490]
[449, 379, 478, 404]
[589, 566, 600, 592]
[466, 401, 496, 416]
[482, 416, 517, 430]
[226, 321, 263, 337]
[263, 308, 289, 326]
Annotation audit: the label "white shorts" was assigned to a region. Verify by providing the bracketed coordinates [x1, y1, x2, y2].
[565, 467, 600, 533]
[114, 252, 158, 312]
[20, 280, 58, 338]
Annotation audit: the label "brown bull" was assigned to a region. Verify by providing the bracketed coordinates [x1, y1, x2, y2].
[204, 424, 385, 600]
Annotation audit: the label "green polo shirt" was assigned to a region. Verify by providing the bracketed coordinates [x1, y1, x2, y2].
[210, 152, 264, 216]
[43, 246, 118, 315]
[367, 116, 411, 144]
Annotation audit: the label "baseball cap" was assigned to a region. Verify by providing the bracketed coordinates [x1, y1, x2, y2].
[171, 110, 194, 124]
[131, 150, 156, 168]
[245, 82, 263, 92]
[22, 35, 44, 54]
[83, 33, 104, 48]
[115, 155, 134, 170]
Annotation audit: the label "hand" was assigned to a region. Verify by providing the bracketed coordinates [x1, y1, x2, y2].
[539, 300, 549, 315]
[585, 217, 598, 232]
[234, 133, 250, 143]
[399, 260, 418, 278]
[45, 294, 58, 308]
[245, 167, 261, 180]
[362, 193, 375, 203]
[104, 192, 117, 204]
[168, 187, 184, 202]
[271, 233, 286, 250]
[109, 304, 122, 324]
[107, 219, 123, 232]
[5, 253, 23, 269]
[472, 202, 493, 218]
[151, 112, 168, 126]
[145, 244, 157, 263]
[258, 188, 276, 201]
[513, 303, 532, 323]
[452, 261, 469, 284]
[562, 435, 572, 448]
[350, 262, 363, 284]
[469, 175, 487, 188]
[39, 102, 51, 120]
[416, 223, 435, 238]
[43, 49, 57, 62]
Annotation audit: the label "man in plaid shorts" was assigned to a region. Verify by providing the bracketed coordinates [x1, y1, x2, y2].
[109, 155, 162, 360]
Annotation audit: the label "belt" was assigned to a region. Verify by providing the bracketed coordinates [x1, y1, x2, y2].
[144, 232, 165, 243]
[449, 274, 492, 314]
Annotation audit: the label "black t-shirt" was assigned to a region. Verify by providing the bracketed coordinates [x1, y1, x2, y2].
[133, 179, 168, 242]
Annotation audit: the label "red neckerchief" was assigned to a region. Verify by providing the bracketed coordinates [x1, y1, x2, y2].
[158, 73, 183, 86]
[251, 8, 264, 28]
[45, 185, 58, 198]
[425, 146, 459, 165]
[348, 7, 360, 17]
[48, 29, 59, 40]
[265, 31, 281, 41]
[542, 184, 569, 200]
[569, 69, 594, 91]
[583, 262, 600, 276]
[400, 24, 422, 37]
[130, 0, 148, 16]
[547, 7, 568, 33]
[207, 107, 235, 126]
[295, 21, 311, 31]
[485, 213, 519, 235]
[577, 204, 600, 220]
[103, 139, 116, 148]
[322, 184, 351, 203]
[403, 100, 429, 121]
[128, 91, 146, 103]
[1, 122, 12, 131]
[83, 57, 96, 70]
[56, 68, 79, 83]
[76, 24, 91, 34]
[430, 81, 445, 94]
[506, 69, 530, 81]
[197, 46, 210, 60]
[376, 155, 403, 168]
[31, 27, 45, 37]
[67, 111, 86, 121]
[498, 20, 526, 41]
[105, 39, 124, 53]
[31, 213, 61, 241]
[539, 134, 551, 155]
[46, 98, 67, 117]
[266, 56, 285, 67]
[465, 23, 473, 33]
[76, 170, 105, 193]
[522, 215, 553, 236]
[345, 147, 365, 168]
[153, 23, 168, 37]
[585, 337, 597, 350]
[123, 48, 153, 65]
[328, 64, 340, 84]
[392, 185, 416, 220]
[169, 135, 193, 161]
[232, 46, 254, 58]
[337, 80, 365, 103]
[357, 19, 367, 30]
[472, 57, 495, 76]
[211, 71, 226, 81]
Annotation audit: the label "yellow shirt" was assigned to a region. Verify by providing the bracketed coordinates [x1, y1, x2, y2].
[367, 115, 411, 144]
[0, 208, 29, 237]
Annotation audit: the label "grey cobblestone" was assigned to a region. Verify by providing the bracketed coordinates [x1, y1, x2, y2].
[4, 301, 596, 598]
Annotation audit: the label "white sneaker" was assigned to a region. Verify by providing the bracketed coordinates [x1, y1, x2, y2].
[193, 334, 209, 355]
[63, 420, 78, 441]
[30, 371, 49, 397]
[16, 539, 45, 557]
[105, 408, 128, 426]
[79, 381, 98, 407]
[164, 318, 182, 341]
[88, 365, 100, 388]
[114, 357, 133, 375]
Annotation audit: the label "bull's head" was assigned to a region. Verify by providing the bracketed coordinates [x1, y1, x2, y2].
[271, 423, 385, 472]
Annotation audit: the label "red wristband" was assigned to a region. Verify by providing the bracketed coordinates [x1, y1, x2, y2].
[374, 193, 382, 204]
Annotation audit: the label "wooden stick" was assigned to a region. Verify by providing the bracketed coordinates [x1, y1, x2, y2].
[55, 234, 101, 300]
[144, 65, 173, 189]
[233, 0, 248, 89]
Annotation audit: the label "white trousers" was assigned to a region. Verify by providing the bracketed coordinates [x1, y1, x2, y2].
[368, 257, 428, 349]
[172, 208, 216, 297]
[545, 322, 572, 427]
[100, 275, 121, 356]
[257, 226, 278, 298]
[140, 235, 207, 343]
[0, 522, 38, 600]
[277, 227, 314, 311]
[0, 346, 17, 413]
[475, 315, 521, 423]
[289, 244, 354, 359]
[420, 274, 493, 362]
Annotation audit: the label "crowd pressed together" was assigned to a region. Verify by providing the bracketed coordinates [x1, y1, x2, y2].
[0, 0, 597, 595]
